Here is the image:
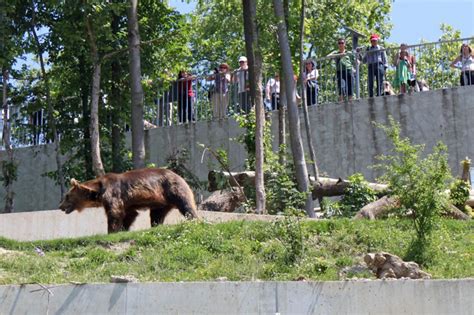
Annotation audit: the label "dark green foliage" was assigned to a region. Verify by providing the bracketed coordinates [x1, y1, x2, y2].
[320, 173, 377, 218]
[449, 179, 470, 212]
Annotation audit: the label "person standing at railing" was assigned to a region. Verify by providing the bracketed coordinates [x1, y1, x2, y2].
[450, 43, 474, 86]
[265, 73, 280, 111]
[207, 63, 231, 119]
[177, 70, 196, 123]
[304, 59, 319, 106]
[234, 56, 251, 113]
[393, 43, 416, 94]
[360, 34, 388, 97]
[328, 38, 355, 101]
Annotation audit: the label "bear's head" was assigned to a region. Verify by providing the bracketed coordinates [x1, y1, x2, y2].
[59, 178, 101, 214]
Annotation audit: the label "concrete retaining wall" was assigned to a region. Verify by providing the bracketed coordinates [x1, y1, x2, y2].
[0, 209, 288, 241]
[1, 87, 474, 212]
[1, 280, 472, 314]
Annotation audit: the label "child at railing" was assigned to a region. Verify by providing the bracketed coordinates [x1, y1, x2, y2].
[393, 43, 416, 94]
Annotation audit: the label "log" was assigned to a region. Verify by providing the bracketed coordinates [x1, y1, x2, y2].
[465, 196, 474, 208]
[208, 171, 255, 192]
[354, 196, 399, 220]
[199, 188, 245, 212]
[310, 177, 388, 199]
[208, 171, 388, 198]
[444, 204, 470, 220]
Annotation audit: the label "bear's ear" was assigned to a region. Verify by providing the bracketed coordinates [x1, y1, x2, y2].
[70, 178, 80, 187]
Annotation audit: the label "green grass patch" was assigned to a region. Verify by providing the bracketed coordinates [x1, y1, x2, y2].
[0, 218, 472, 285]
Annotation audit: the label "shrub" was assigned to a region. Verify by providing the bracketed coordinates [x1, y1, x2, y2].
[339, 173, 378, 217]
[449, 179, 470, 213]
[375, 117, 452, 265]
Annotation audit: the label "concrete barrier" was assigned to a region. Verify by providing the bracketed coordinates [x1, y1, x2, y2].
[0, 209, 288, 241]
[1, 280, 472, 314]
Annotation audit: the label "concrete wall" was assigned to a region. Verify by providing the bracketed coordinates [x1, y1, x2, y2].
[0, 209, 291, 241]
[1, 280, 472, 314]
[1, 86, 473, 212]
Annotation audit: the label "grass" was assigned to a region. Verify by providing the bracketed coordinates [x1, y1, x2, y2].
[0, 218, 472, 285]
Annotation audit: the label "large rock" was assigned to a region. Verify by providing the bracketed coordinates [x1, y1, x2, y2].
[364, 252, 431, 279]
[199, 188, 245, 212]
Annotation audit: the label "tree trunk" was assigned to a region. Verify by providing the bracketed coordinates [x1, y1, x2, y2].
[298, 0, 319, 181]
[278, 74, 286, 165]
[242, 0, 265, 214]
[30, 12, 65, 197]
[1, 69, 14, 213]
[273, 0, 314, 217]
[128, 0, 145, 169]
[111, 9, 124, 173]
[79, 53, 93, 179]
[85, 16, 105, 177]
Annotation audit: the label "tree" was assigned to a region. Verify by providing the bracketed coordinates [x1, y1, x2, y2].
[1, 69, 15, 213]
[84, 10, 105, 177]
[128, 0, 145, 169]
[273, 0, 314, 217]
[242, 0, 265, 214]
[29, 1, 65, 196]
[298, 0, 319, 181]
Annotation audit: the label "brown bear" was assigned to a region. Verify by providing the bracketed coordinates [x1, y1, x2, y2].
[59, 168, 199, 233]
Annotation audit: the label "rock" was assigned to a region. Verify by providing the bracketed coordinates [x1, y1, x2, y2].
[110, 275, 138, 283]
[199, 188, 245, 212]
[364, 252, 431, 279]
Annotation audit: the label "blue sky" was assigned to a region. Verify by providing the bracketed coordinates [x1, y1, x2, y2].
[169, 0, 474, 44]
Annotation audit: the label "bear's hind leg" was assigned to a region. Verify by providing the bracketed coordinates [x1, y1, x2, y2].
[123, 209, 139, 231]
[150, 206, 172, 226]
[107, 214, 124, 233]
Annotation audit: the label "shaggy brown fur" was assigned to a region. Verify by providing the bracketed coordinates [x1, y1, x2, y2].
[59, 168, 198, 233]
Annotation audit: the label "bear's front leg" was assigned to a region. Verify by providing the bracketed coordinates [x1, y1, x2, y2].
[105, 206, 125, 233]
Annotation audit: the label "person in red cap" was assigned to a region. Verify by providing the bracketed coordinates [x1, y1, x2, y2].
[361, 33, 388, 97]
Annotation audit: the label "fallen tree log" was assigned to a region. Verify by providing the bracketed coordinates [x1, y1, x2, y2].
[465, 196, 474, 208]
[444, 204, 471, 220]
[355, 196, 470, 220]
[354, 196, 399, 220]
[208, 171, 255, 192]
[310, 177, 388, 199]
[208, 171, 388, 198]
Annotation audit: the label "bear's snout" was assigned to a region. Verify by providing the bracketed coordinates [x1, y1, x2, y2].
[59, 202, 75, 214]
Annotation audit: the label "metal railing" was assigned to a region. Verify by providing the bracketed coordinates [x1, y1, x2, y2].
[3, 37, 473, 148]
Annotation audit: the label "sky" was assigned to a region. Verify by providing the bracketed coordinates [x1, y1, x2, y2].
[169, 0, 474, 44]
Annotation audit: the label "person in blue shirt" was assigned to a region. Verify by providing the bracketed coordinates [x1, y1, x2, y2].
[361, 34, 388, 97]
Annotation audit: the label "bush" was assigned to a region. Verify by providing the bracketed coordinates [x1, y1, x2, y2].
[375, 117, 452, 265]
[339, 173, 378, 217]
[320, 173, 377, 218]
[449, 179, 470, 213]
